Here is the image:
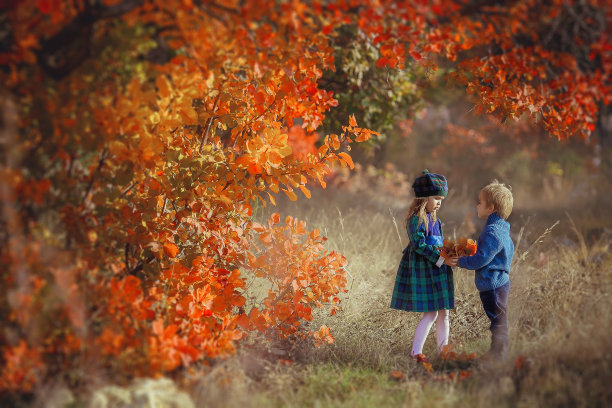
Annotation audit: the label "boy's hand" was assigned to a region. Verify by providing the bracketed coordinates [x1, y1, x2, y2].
[443, 256, 458, 267]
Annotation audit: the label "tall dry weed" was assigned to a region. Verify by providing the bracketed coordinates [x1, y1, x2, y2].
[247, 184, 612, 406]
[72, 182, 611, 408]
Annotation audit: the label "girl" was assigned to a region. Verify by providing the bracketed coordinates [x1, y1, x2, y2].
[390, 170, 457, 362]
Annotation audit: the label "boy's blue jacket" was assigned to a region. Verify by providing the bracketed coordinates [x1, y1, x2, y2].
[458, 212, 514, 291]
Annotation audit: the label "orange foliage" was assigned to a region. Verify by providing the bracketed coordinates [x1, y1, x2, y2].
[0, 0, 606, 393]
[0, 0, 380, 391]
[440, 237, 477, 257]
[440, 344, 477, 362]
[0, 341, 44, 392]
[357, 0, 609, 140]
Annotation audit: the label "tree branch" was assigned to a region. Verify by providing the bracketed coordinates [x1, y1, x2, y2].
[81, 149, 107, 205]
[37, 0, 144, 79]
[199, 93, 220, 152]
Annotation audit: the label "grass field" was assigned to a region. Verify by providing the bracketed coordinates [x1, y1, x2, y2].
[175, 183, 612, 408]
[50, 180, 612, 408]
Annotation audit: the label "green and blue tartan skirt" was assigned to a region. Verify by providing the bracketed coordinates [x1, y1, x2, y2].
[390, 245, 455, 312]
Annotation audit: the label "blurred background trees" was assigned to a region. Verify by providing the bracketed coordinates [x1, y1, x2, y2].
[320, 0, 609, 202]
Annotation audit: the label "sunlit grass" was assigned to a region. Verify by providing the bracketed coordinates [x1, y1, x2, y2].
[66, 184, 612, 407]
[184, 185, 611, 408]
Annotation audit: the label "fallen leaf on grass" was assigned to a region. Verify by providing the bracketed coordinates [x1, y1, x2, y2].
[459, 370, 472, 380]
[441, 344, 477, 361]
[514, 355, 526, 371]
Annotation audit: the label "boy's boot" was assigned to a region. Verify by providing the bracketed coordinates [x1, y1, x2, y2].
[488, 330, 508, 360]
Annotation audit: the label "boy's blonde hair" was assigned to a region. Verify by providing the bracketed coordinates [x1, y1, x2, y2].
[480, 180, 513, 220]
[404, 197, 436, 233]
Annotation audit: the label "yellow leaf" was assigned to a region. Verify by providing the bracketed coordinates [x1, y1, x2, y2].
[258, 194, 267, 207]
[331, 134, 340, 150]
[206, 72, 215, 89]
[218, 195, 233, 205]
[338, 152, 354, 169]
[283, 188, 297, 201]
[267, 192, 276, 205]
[178, 108, 197, 124]
[279, 144, 292, 157]
[156, 75, 172, 99]
[299, 185, 311, 199]
[349, 114, 357, 127]
[290, 174, 301, 187]
[149, 112, 161, 124]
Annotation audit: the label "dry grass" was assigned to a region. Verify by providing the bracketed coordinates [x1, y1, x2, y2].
[48, 183, 611, 407]
[182, 185, 612, 408]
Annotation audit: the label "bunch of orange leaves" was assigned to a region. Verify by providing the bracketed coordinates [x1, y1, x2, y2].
[441, 237, 477, 257]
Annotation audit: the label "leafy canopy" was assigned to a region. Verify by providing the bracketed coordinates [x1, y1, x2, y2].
[0, 0, 607, 391]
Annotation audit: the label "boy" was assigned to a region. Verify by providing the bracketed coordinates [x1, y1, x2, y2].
[458, 180, 514, 360]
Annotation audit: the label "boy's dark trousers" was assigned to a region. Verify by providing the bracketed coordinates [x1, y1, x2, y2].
[479, 282, 510, 358]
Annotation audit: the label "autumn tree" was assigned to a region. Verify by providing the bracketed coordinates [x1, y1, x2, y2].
[319, 24, 426, 142]
[0, 0, 377, 392]
[0, 0, 608, 395]
[354, 0, 609, 139]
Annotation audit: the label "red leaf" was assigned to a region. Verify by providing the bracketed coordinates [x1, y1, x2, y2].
[376, 57, 388, 68]
[514, 355, 526, 371]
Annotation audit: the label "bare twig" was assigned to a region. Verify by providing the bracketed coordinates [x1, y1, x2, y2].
[81, 149, 107, 205]
[512, 220, 559, 270]
[125, 243, 131, 272]
[389, 208, 404, 248]
[119, 182, 136, 198]
[566, 212, 588, 262]
[199, 94, 221, 153]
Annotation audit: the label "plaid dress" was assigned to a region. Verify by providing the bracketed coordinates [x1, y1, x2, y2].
[390, 213, 454, 312]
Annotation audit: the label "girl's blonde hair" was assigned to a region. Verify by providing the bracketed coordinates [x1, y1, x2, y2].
[404, 197, 436, 233]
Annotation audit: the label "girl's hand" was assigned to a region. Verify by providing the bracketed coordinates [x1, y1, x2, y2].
[443, 256, 458, 267]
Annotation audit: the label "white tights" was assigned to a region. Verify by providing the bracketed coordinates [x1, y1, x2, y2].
[411, 310, 449, 356]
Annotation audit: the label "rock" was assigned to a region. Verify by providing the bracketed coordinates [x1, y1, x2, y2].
[46, 386, 75, 408]
[89, 378, 194, 408]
